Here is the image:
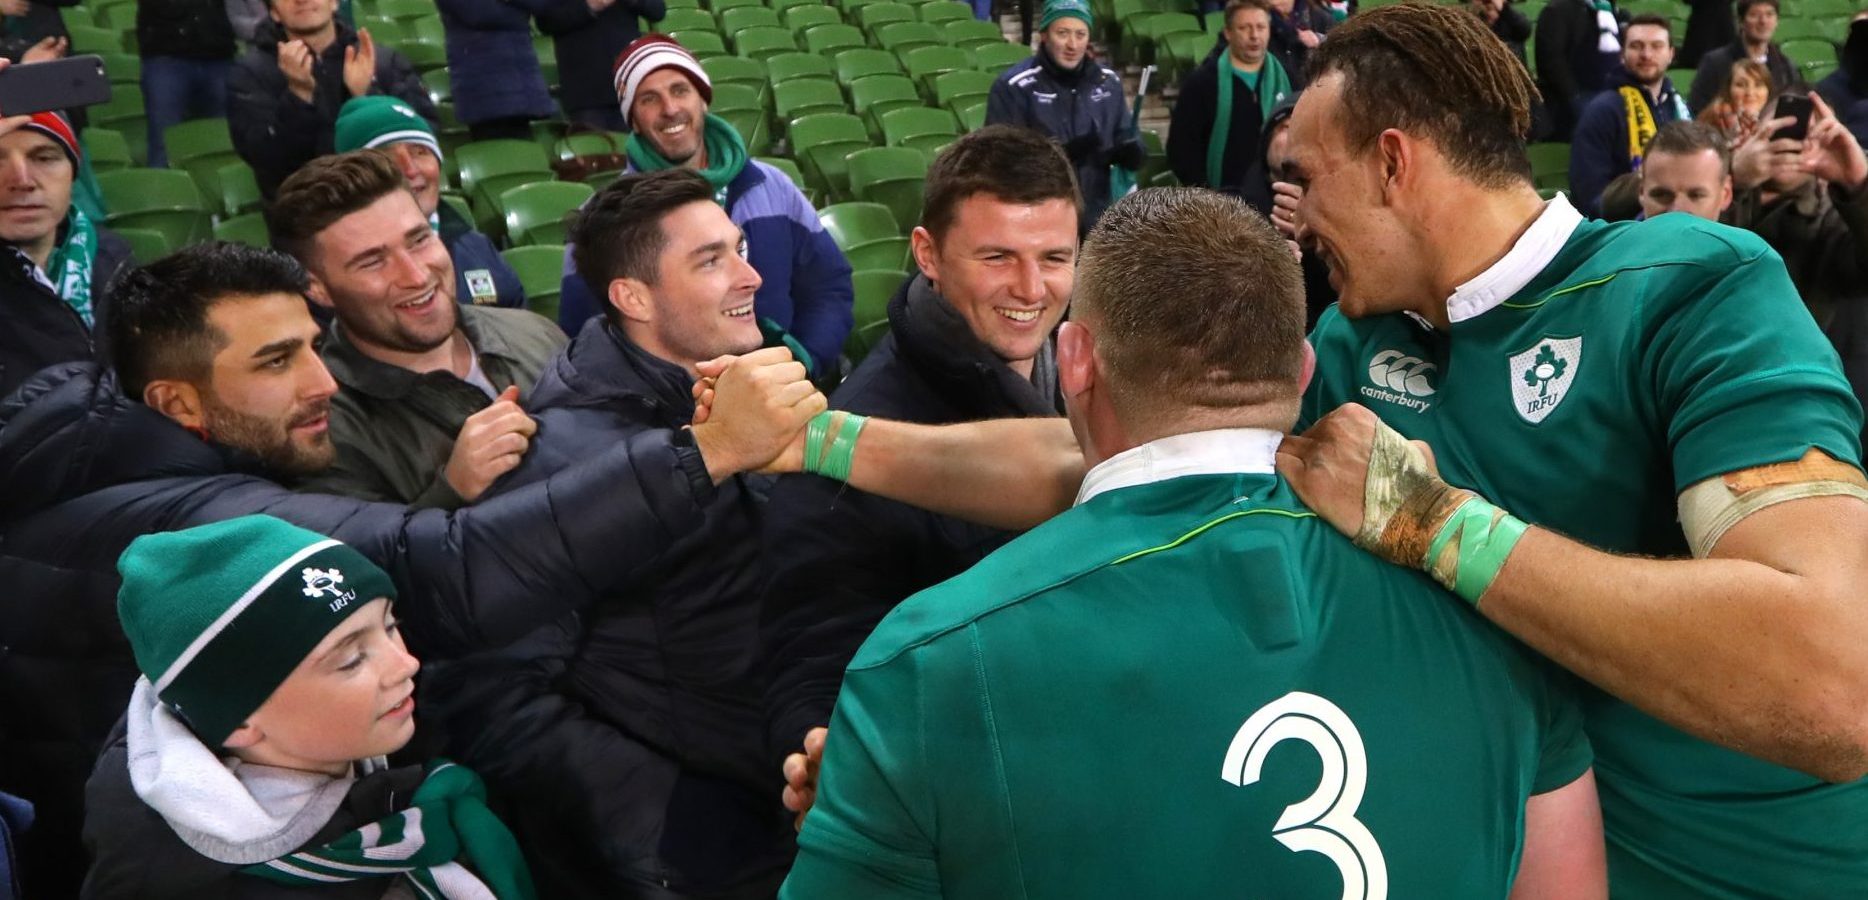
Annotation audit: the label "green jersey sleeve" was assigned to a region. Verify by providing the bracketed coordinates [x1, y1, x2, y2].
[1648, 237, 1864, 490]
[1300, 307, 1352, 432]
[781, 649, 942, 900]
[1531, 666, 1593, 794]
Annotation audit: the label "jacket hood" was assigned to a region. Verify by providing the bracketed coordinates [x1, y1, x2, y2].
[0, 363, 240, 521]
[531, 317, 695, 423]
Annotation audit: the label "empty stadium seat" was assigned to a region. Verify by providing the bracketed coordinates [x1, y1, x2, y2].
[502, 181, 595, 247]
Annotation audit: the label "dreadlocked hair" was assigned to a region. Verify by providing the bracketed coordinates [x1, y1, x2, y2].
[1308, 3, 1539, 188]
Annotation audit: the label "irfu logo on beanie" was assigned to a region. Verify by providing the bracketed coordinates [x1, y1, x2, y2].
[117, 517, 399, 746]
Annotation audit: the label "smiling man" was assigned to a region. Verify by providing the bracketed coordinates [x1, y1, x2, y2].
[762, 127, 1077, 828]
[269, 151, 566, 508]
[0, 111, 134, 398]
[430, 168, 815, 897]
[1569, 13, 1691, 218]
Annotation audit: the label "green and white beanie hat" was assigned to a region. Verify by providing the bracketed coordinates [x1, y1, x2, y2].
[1040, 0, 1094, 31]
[333, 94, 444, 161]
[117, 515, 398, 747]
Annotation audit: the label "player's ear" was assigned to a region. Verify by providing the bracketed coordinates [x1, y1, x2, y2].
[1057, 321, 1097, 401]
[1297, 338, 1316, 396]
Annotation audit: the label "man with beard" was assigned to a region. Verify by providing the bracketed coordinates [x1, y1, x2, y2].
[270, 150, 563, 507]
[1569, 14, 1691, 218]
[554, 35, 853, 380]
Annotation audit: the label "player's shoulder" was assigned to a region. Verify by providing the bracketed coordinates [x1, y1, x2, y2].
[1576, 213, 1776, 282]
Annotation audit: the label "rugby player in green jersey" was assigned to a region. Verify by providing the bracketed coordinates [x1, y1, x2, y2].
[781, 187, 1606, 900]
[1271, 5, 1868, 896]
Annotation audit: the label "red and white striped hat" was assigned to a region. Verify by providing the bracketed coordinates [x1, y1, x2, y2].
[612, 34, 713, 129]
[21, 112, 80, 166]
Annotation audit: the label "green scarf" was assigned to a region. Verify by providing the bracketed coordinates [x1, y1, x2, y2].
[46, 207, 98, 327]
[1208, 54, 1293, 189]
[242, 761, 537, 900]
[625, 112, 749, 206]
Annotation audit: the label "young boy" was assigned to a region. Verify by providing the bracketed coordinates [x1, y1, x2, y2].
[80, 516, 536, 899]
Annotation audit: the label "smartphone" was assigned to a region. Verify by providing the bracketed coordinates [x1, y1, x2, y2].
[1774, 93, 1813, 142]
[0, 55, 112, 118]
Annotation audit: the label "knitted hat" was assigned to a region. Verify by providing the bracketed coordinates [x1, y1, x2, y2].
[117, 516, 399, 747]
[333, 95, 443, 161]
[613, 34, 713, 128]
[22, 111, 80, 166]
[1039, 0, 1093, 31]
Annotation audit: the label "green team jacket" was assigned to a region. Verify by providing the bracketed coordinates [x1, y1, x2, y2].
[784, 429, 1591, 899]
[1303, 199, 1866, 897]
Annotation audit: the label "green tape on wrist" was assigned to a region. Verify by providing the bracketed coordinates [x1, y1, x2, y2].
[804, 412, 834, 476]
[1421, 495, 1529, 606]
[822, 412, 867, 482]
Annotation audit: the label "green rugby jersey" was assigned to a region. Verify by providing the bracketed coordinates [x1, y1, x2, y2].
[783, 429, 1590, 900]
[1303, 199, 1867, 897]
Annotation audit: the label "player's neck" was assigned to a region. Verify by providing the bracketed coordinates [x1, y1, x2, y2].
[1411, 183, 1548, 330]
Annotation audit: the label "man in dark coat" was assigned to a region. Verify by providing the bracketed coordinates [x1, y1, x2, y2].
[761, 127, 1077, 833]
[0, 240, 820, 897]
[0, 112, 132, 398]
[1687, 0, 1801, 115]
[1535, 0, 1626, 140]
[1169, 0, 1297, 212]
[531, 0, 666, 131]
[227, 0, 436, 196]
[1817, 14, 1868, 147]
[137, 0, 239, 166]
[436, 0, 556, 141]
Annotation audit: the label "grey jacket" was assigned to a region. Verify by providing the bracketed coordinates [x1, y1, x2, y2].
[300, 305, 566, 508]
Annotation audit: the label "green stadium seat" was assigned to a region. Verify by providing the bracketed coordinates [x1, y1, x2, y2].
[407, 15, 447, 44]
[502, 245, 566, 322]
[848, 146, 931, 230]
[775, 78, 849, 129]
[857, 1, 917, 32]
[61, 4, 97, 26]
[376, 0, 433, 18]
[805, 22, 868, 55]
[92, 84, 149, 166]
[423, 68, 453, 105]
[903, 44, 973, 94]
[1800, 0, 1854, 16]
[116, 227, 170, 264]
[96, 168, 212, 252]
[785, 5, 844, 36]
[711, 0, 766, 13]
[849, 73, 923, 139]
[820, 201, 910, 267]
[1160, 29, 1210, 79]
[212, 212, 271, 248]
[843, 268, 908, 364]
[1805, 59, 1838, 81]
[876, 21, 945, 54]
[771, 0, 822, 13]
[712, 82, 769, 147]
[216, 162, 264, 218]
[1666, 67, 1694, 96]
[1527, 141, 1569, 192]
[880, 105, 959, 153]
[82, 128, 133, 173]
[835, 47, 905, 87]
[96, 2, 135, 30]
[1780, 37, 1836, 68]
[954, 97, 986, 131]
[789, 112, 874, 198]
[757, 154, 812, 191]
[734, 25, 798, 59]
[932, 68, 995, 111]
[671, 30, 729, 57]
[721, 4, 781, 34]
[658, 7, 720, 32]
[357, 16, 407, 42]
[768, 51, 837, 86]
[919, 1, 972, 24]
[98, 51, 140, 85]
[66, 24, 127, 54]
[398, 41, 448, 72]
[717, 106, 773, 154]
[971, 40, 1029, 72]
[703, 54, 769, 96]
[502, 181, 595, 247]
[163, 118, 234, 168]
[455, 139, 553, 234]
[944, 18, 1006, 49]
[1773, 19, 1832, 42]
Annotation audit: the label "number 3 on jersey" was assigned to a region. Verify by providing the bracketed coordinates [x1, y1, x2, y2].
[1221, 691, 1389, 900]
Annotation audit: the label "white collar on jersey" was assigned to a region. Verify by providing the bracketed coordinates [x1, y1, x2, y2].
[1075, 428, 1285, 506]
[1445, 192, 1585, 325]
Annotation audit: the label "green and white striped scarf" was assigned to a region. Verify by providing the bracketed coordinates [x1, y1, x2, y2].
[41, 207, 98, 327]
[242, 761, 536, 900]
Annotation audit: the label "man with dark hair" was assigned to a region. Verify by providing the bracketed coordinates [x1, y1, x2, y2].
[0, 238, 823, 897]
[763, 126, 1078, 828]
[429, 168, 821, 898]
[1687, 0, 1801, 115]
[1273, 4, 1868, 895]
[555, 35, 853, 378]
[1817, 13, 1868, 147]
[228, 0, 436, 196]
[1569, 13, 1690, 218]
[1638, 119, 1735, 220]
[0, 111, 134, 399]
[782, 187, 1606, 899]
[1535, 0, 1626, 139]
[268, 151, 563, 508]
[1167, 0, 1293, 211]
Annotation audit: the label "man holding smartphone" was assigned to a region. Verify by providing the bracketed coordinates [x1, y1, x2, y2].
[0, 110, 132, 398]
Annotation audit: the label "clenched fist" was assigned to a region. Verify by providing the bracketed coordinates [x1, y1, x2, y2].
[691, 347, 827, 481]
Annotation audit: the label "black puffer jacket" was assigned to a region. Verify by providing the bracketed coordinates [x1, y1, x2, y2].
[228, 19, 437, 196]
[0, 229, 133, 399]
[431, 319, 793, 899]
[759, 273, 1061, 767]
[137, 0, 237, 60]
[0, 363, 718, 899]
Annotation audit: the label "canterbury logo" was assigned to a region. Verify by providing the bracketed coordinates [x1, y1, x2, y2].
[1367, 351, 1438, 397]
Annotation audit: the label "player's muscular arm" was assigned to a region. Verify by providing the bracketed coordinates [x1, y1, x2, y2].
[840, 418, 1084, 530]
[1282, 404, 1868, 782]
[1510, 770, 1606, 900]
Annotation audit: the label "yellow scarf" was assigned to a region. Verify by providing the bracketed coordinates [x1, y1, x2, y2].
[1620, 85, 1657, 171]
